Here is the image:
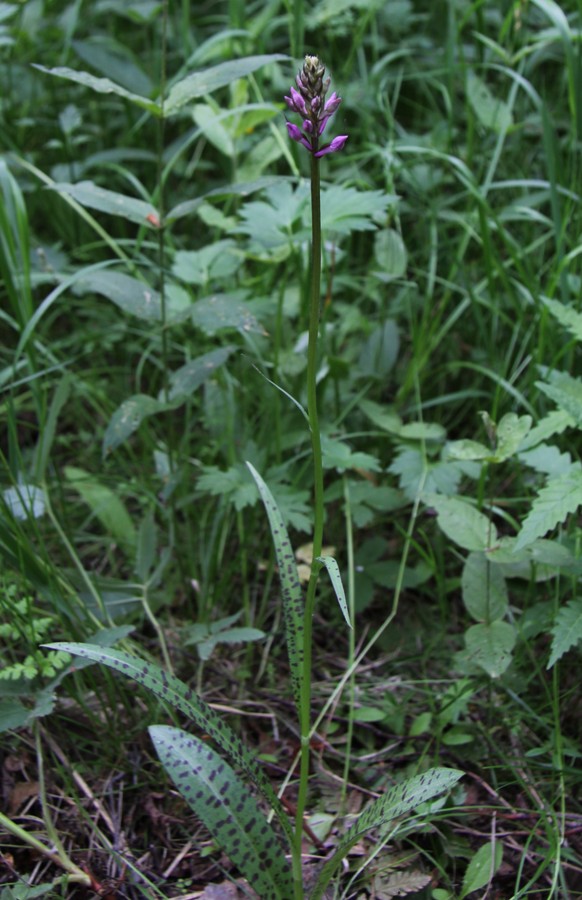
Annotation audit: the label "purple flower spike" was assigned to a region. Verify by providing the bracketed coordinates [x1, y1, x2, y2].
[284, 55, 347, 159]
[314, 134, 349, 157]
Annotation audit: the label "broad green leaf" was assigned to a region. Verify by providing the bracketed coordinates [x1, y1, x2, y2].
[198, 463, 260, 512]
[103, 394, 167, 456]
[548, 598, 582, 668]
[494, 413, 533, 460]
[322, 435, 381, 473]
[165, 54, 288, 115]
[192, 102, 234, 157]
[64, 466, 136, 551]
[191, 293, 266, 336]
[398, 422, 446, 441]
[32, 65, 160, 114]
[43, 642, 293, 842]
[247, 463, 304, 710]
[460, 841, 503, 898]
[50, 181, 158, 226]
[374, 228, 407, 277]
[462, 552, 508, 623]
[317, 556, 352, 629]
[466, 70, 513, 133]
[424, 493, 497, 551]
[359, 399, 403, 434]
[310, 767, 463, 900]
[75, 270, 162, 321]
[172, 240, 240, 286]
[519, 443, 572, 477]
[518, 408, 575, 451]
[149, 727, 292, 899]
[166, 176, 281, 224]
[536, 371, 582, 425]
[168, 346, 235, 401]
[357, 320, 399, 379]
[321, 185, 398, 234]
[447, 439, 491, 461]
[543, 296, 582, 341]
[72, 39, 153, 97]
[514, 467, 582, 550]
[464, 621, 515, 677]
[390, 449, 478, 501]
[184, 613, 266, 660]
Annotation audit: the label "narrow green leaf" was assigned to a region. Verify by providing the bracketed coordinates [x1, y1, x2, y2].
[165, 54, 288, 115]
[548, 598, 582, 668]
[103, 394, 166, 455]
[464, 621, 515, 678]
[50, 181, 159, 226]
[32, 65, 160, 114]
[190, 293, 266, 336]
[466, 70, 513, 133]
[166, 176, 281, 224]
[424, 493, 497, 552]
[149, 726, 293, 899]
[514, 467, 582, 550]
[460, 841, 503, 897]
[317, 556, 352, 629]
[311, 768, 463, 900]
[462, 552, 508, 623]
[43, 643, 293, 843]
[246, 463, 304, 710]
[168, 346, 235, 400]
[75, 270, 162, 321]
[64, 466, 136, 551]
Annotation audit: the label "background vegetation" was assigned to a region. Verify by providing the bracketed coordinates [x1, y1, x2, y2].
[1, 0, 582, 897]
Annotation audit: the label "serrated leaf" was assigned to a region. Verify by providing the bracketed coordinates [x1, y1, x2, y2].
[460, 841, 503, 897]
[198, 463, 259, 512]
[462, 552, 508, 623]
[518, 408, 575, 451]
[322, 435, 381, 473]
[191, 293, 265, 336]
[536, 371, 582, 425]
[149, 727, 292, 899]
[548, 598, 582, 668]
[317, 556, 352, 629]
[50, 181, 158, 226]
[168, 347, 235, 401]
[32, 65, 160, 114]
[543, 296, 582, 341]
[514, 467, 582, 550]
[166, 176, 281, 223]
[321, 185, 398, 234]
[310, 768, 463, 900]
[494, 413, 532, 460]
[464, 621, 515, 677]
[398, 422, 446, 441]
[75, 270, 162, 321]
[165, 54, 288, 114]
[378, 870, 432, 899]
[424, 493, 497, 551]
[359, 398, 403, 434]
[247, 463, 304, 711]
[42, 643, 293, 842]
[103, 394, 167, 455]
[64, 466, 136, 551]
[466, 70, 513, 133]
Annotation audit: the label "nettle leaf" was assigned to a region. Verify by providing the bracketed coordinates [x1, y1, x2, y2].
[50, 181, 159, 226]
[191, 293, 266, 336]
[74, 270, 162, 321]
[64, 466, 136, 551]
[247, 463, 304, 712]
[518, 408, 575, 451]
[519, 443, 572, 477]
[310, 767, 463, 900]
[149, 727, 292, 900]
[317, 556, 352, 629]
[514, 466, 582, 550]
[462, 552, 508, 623]
[543, 296, 582, 341]
[536, 371, 582, 425]
[466, 70, 513, 133]
[165, 54, 288, 115]
[45, 644, 293, 842]
[321, 185, 398, 234]
[33, 64, 160, 114]
[424, 493, 497, 552]
[464, 621, 515, 678]
[548, 598, 582, 668]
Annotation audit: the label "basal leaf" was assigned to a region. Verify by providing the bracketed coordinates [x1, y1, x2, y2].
[464, 621, 515, 678]
[317, 556, 352, 629]
[43, 643, 293, 843]
[165, 54, 288, 115]
[149, 727, 292, 899]
[424, 493, 497, 552]
[311, 767, 463, 900]
[460, 841, 503, 898]
[548, 598, 582, 668]
[247, 463, 304, 711]
[32, 65, 160, 114]
[50, 181, 159, 226]
[462, 552, 508, 623]
[64, 466, 136, 551]
[75, 270, 162, 321]
[514, 466, 582, 550]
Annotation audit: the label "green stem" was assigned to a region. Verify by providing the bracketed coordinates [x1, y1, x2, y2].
[293, 150, 324, 899]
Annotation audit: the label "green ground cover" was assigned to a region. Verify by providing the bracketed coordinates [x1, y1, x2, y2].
[1, 1, 582, 897]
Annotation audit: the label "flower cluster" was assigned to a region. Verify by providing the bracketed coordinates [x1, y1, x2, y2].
[284, 55, 348, 158]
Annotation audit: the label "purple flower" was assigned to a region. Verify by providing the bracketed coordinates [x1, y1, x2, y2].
[284, 56, 347, 159]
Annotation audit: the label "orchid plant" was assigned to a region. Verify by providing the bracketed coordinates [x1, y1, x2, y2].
[47, 56, 461, 900]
